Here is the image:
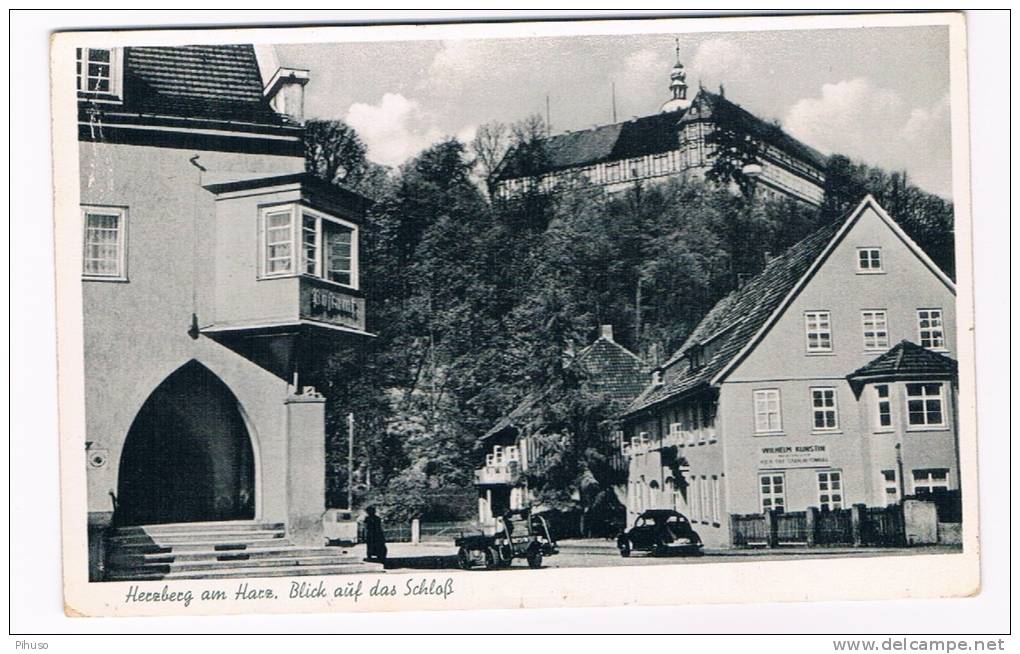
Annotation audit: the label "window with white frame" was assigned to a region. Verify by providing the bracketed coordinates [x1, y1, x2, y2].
[874, 384, 893, 429]
[917, 309, 945, 349]
[912, 469, 950, 495]
[906, 383, 946, 427]
[759, 473, 785, 512]
[753, 389, 782, 433]
[804, 311, 833, 352]
[811, 387, 839, 431]
[260, 204, 358, 288]
[76, 47, 122, 97]
[882, 469, 899, 505]
[857, 247, 883, 272]
[817, 470, 844, 510]
[82, 207, 127, 279]
[862, 310, 889, 350]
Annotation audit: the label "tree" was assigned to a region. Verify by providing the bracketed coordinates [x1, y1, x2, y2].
[470, 120, 509, 197]
[304, 119, 369, 188]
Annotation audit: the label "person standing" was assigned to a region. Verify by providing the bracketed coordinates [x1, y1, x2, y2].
[363, 507, 387, 563]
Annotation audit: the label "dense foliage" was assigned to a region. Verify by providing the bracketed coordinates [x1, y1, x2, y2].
[302, 119, 955, 524]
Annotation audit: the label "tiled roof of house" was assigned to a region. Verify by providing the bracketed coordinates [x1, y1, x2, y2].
[114, 45, 284, 125]
[493, 89, 826, 181]
[848, 340, 958, 381]
[623, 216, 845, 417]
[481, 334, 647, 441]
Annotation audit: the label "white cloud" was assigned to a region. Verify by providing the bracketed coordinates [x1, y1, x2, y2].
[345, 93, 443, 168]
[690, 38, 752, 87]
[427, 39, 500, 92]
[784, 79, 952, 196]
[613, 48, 670, 117]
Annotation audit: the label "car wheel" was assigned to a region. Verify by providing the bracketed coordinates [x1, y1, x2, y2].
[484, 548, 500, 570]
[619, 541, 631, 558]
[527, 550, 543, 569]
[457, 547, 473, 570]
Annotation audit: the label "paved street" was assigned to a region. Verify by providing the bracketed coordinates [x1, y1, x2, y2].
[342, 541, 961, 572]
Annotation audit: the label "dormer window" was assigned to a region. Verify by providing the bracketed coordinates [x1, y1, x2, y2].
[689, 345, 704, 370]
[260, 204, 359, 290]
[76, 47, 123, 100]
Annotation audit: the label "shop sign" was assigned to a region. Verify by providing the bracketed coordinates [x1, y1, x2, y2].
[758, 444, 830, 469]
[301, 282, 365, 331]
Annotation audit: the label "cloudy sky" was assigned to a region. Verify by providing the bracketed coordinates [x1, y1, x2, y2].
[276, 24, 953, 198]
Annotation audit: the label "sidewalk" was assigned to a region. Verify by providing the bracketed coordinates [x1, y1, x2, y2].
[554, 538, 959, 557]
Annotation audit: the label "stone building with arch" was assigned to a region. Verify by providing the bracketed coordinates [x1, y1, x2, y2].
[77, 44, 373, 579]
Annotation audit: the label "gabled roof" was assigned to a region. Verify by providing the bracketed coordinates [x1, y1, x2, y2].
[622, 195, 957, 419]
[623, 218, 843, 416]
[848, 340, 957, 384]
[493, 89, 826, 181]
[481, 334, 647, 442]
[83, 45, 286, 126]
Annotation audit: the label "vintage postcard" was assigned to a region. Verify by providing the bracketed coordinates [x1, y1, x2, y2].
[52, 12, 980, 618]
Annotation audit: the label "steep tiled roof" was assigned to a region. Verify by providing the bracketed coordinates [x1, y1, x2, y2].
[481, 335, 647, 441]
[623, 217, 845, 417]
[848, 341, 957, 381]
[114, 45, 284, 125]
[494, 89, 826, 181]
[697, 90, 827, 169]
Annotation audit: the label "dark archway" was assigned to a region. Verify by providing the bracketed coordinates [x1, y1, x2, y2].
[116, 361, 256, 526]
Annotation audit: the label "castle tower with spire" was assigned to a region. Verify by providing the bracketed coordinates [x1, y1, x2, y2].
[660, 38, 692, 113]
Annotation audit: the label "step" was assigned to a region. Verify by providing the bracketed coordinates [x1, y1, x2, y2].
[112, 522, 285, 536]
[108, 545, 350, 566]
[105, 561, 383, 581]
[107, 538, 302, 555]
[108, 530, 287, 546]
[109, 553, 362, 575]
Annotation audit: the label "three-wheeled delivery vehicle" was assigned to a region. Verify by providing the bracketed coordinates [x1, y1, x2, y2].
[455, 508, 558, 570]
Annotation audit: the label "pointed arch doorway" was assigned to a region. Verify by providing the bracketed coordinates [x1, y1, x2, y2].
[116, 361, 256, 526]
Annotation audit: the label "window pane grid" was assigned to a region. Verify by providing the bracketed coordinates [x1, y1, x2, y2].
[862, 310, 889, 350]
[754, 389, 781, 432]
[77, 48, 114, 93]
[906, 383, 945, 427]
[811, 388, 838, 430]
[817, 471, 844, 510]
[83, 210, 123, 277]
[918, 309, 945, 349]
[805, 311, 832, 352]
[857, 248, 882, 270]
[875, 384, 892, 428]
[759, 473, 785, 512]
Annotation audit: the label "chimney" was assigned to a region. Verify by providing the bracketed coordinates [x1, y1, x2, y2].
[599, 324, 614, 341]
[264, 67, 310, 124]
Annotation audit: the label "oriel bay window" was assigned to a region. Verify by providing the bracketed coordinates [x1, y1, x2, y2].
[260, 204, 358, 289]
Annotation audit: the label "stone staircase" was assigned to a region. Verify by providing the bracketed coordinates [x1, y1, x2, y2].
[104, 521, 382, 581]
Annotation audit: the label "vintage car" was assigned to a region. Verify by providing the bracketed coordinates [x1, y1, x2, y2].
[617, 509, 703, 557]
[455, 508, 558, 570]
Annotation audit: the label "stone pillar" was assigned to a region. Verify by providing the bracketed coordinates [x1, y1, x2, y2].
[411, 518, 421, 544]
[285, 388, 327, 546]
[805, 506, 818, 547]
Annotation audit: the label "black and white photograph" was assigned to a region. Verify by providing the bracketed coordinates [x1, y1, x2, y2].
[39, 11, 989, 621]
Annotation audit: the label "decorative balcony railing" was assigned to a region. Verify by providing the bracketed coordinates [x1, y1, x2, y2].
[474, 461, 521, 486]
